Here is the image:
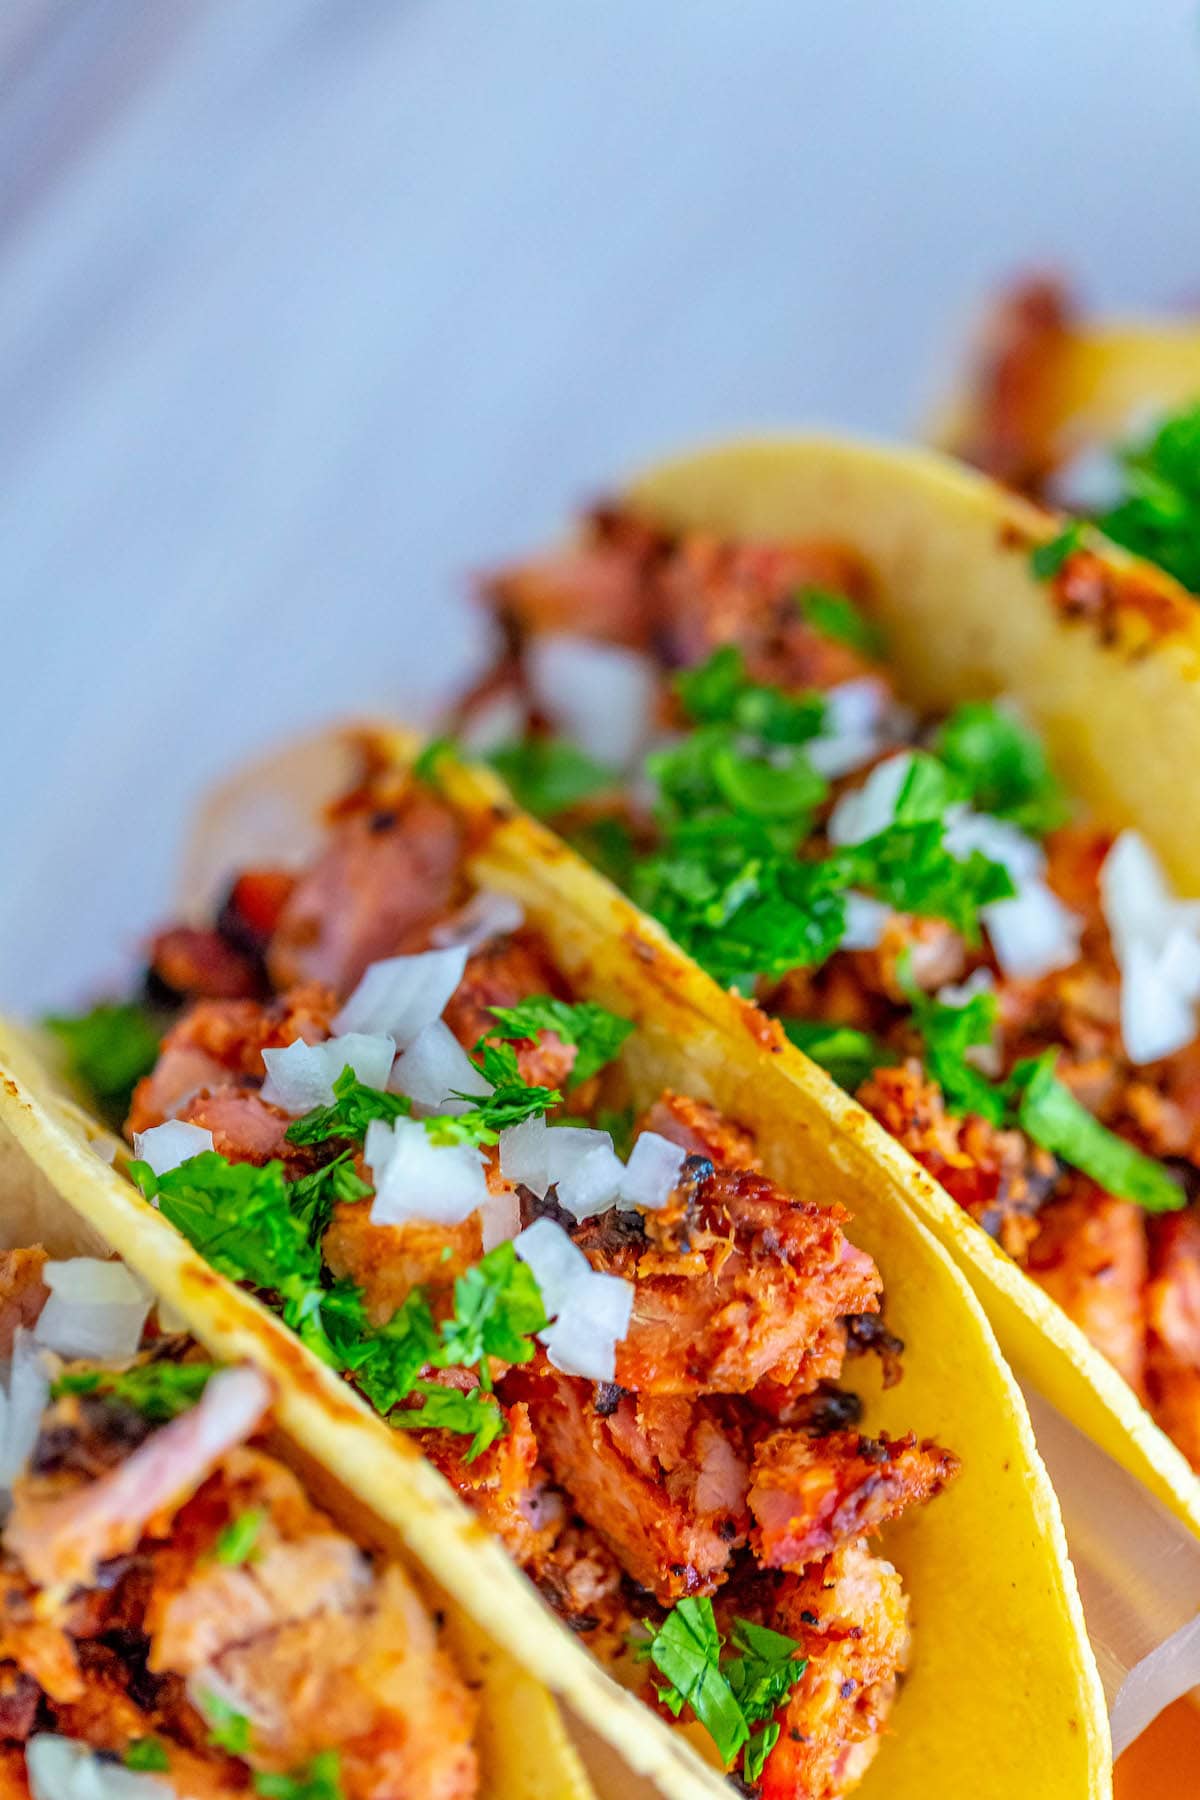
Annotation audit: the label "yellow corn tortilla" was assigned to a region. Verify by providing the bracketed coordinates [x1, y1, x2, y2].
[0, 1047, 595, 1800]
[936, 314, 1200, 474]
[0, 715, 1109, 1798]
[624, 432, 1200, 1544]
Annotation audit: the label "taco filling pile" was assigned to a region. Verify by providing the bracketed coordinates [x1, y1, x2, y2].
[0, 1244, 478, 1799]
[447, 500, 1200, 1472]
[51, 763, 958, 1799]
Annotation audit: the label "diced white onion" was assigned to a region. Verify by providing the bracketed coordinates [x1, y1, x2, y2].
[827, 752, 914, 846]
[333, 948, 470, 1045]
[840, 892, 891, 951]
[431, 890, 525, 953]
[481, 1185, 522, 1251]
[499, 1114, 553, 1195]
[514, 1218, 634, 1381]
[391, 1019, 491, 1116]
[499, 1119, 623, 1219]
[36, 1259, 153, 1362]
[944, 808, 1045, 883]
[984, 880, 1082, 981]
[618, 1132, 686, 1212]
[457, 687, 529, 754]
[131, 1120, 214, 1175]
[0, 1330, 51, 1493]
[526, 635, 655, 769]
[365, 1118, 490, 1227]
[807, 679, 903, 780]
[27, 1735, 177, 1800]
[936, 968, 995, 1008]
[1101, 831, 1200, 1064]
[261, 1032, 396, 1114]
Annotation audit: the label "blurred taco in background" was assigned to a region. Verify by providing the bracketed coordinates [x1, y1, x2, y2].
[450, 431, 1200, 1533]
[934, 276, 1200, 592]
[0, 1045, 592, 1800]
[4, 722, 1106, 1799]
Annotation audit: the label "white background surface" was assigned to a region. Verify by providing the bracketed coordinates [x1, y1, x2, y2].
[4, 0, 1200, 1010]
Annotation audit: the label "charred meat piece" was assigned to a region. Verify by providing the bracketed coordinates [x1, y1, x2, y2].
[443, 930, 580, 1090]
[1025, 1178, 1148, 1395]
[266, 791, 466, 994]
[639, 1091, 763, 1171]
[0, 1252, 48, 1361]
[323, 1207, 482, 1330]
[418, 1400, 562, 1572]
[749, 1430, 958, 1571]
[510, 1364, 748, 1603]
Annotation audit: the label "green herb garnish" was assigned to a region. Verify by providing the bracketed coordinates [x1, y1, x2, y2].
[488, 737, 617, 816]
[783, 1020, 896, 1092]
[797, 586, 884, 656]
[52, 1361, 218, 1424]
[285, 1067, 411, 1147]
[392, 1382, 507, 1460]
[214, 1508, 266, 1567]
[1096, 403, 1200, 593]
[123, 1739, 171, 1773]
[1030, 520, 1086, 580]
[253, 1751, 344, 1800]
[200, 1688, 252, 1757]
[934, 700, 1068, 836]
[1010, 1051, 1184, 1212]
[43, 1000, 162, 1125]
[485, 995, 634, 1085]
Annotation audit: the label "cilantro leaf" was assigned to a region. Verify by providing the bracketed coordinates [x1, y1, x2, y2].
[253, 1751, 344, 1800]
[902, 975, 1010, 1127]
[214, 1508, 266, 1566]
[353, 1289, 440, 1416]
[199, 1688, 252, 1757]
[743, 1724, 782, 1785]
[285, 1067, 411, 1148]
[392, 1382, 507, 1460]
[488, 737, 617, 816]
[724, 1617, 808, 1728]
[124, 1740, 170, 1773]
[837, 819, 1015, 944]
[1010, 1052, 1185, 1212]
[796, 586, 884, 657]
[639, 1598, 748, 1765]
[675, 646, 827, 744]
[486, 995, 634, 1084]
[287, 1149, 373, 1244]
[43, 1000, 162, 1124]
[412, 735, 458, 785]
[436, 1242, 547, 1372]
[52, 1360, 218, 1424]
[934, 701, 1068, 837]
[1096, 403, 1200, 593]
[1030, 521, 1086, 580]
[430, 1040, 560, 1146]
[783, 1020, 896, 1092]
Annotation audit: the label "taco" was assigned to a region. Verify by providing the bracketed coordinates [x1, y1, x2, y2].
[451, 432, 1200, 1536]
[935, 276, 1200, 593]
[2, 727, 1105, 1799]
[0, 1037, 594, 1800]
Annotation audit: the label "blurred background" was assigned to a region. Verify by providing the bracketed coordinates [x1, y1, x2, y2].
[4, 0, 1200, 1009]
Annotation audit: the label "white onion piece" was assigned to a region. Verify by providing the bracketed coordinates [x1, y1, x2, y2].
[261, 1032, 396, 1114]
[527, 635, 656, 770]
[132, 1120, 214, 1175]
[0, 1330, 51, 1492]
[391, 1020, 491, 1116]
[27, 1736, 177, 1800]
[481, 1185, 522, 1251]
[936, 968, 995, 1008]
[366, 1119, 490, 1227]
[826, 752, 914, 846]
[514, 1218, 634, 1381]
[1101, 831, 1200, 1063]
[36, 1259, 153, 1361]
[984, 880, 1082, 981]
[619, 1132, 686, 1212]
[431, 890, 525, 953]
[499, 1115, 553, 1196]
[944, 808, 1045, 883]
[457, 687, 528, 754]
[333, 947, 469, 1045]
[807, 680, 896, 779]
[840, 892, 891, 951]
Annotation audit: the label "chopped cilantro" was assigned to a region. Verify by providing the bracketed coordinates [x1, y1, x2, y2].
[1030, 520, 1086, 580]
[285, 1067, 411, 1147]
[783, 1020, 895, 1092]
[412, 735, 457, 785]
[123, 1740, 170, 1773]
[796, 586, 884, 657]
[488, 737, 617, 816]
[903, 974, 1010, 1126]
[392, 1382, 507, 1460]
[43, 1000, 162, 1125]
[565, 813, 637, 887]
[436, 1242, 547, 1374]
[129, 1153, 357, 1369]
[200, 1688, 252, 1757]
[1096, 403, 1200, 593]
[287, 1149, 373, 1244]
[214, 1507, 266, 1566]
[837, 819, 1014, 944]
[934, 701, 1068, 837]
[485, 994, 634, 1084]
[429, 1038, 560, 1145]
[254, 1751, 344, 1800]
[352, 1289, 440, 1416]
[1010, 1052, 1185, 1212]
[675, 646, 827, 744]
[52, 1360, 218, 1424]
[637, 1599, 806, 1778]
